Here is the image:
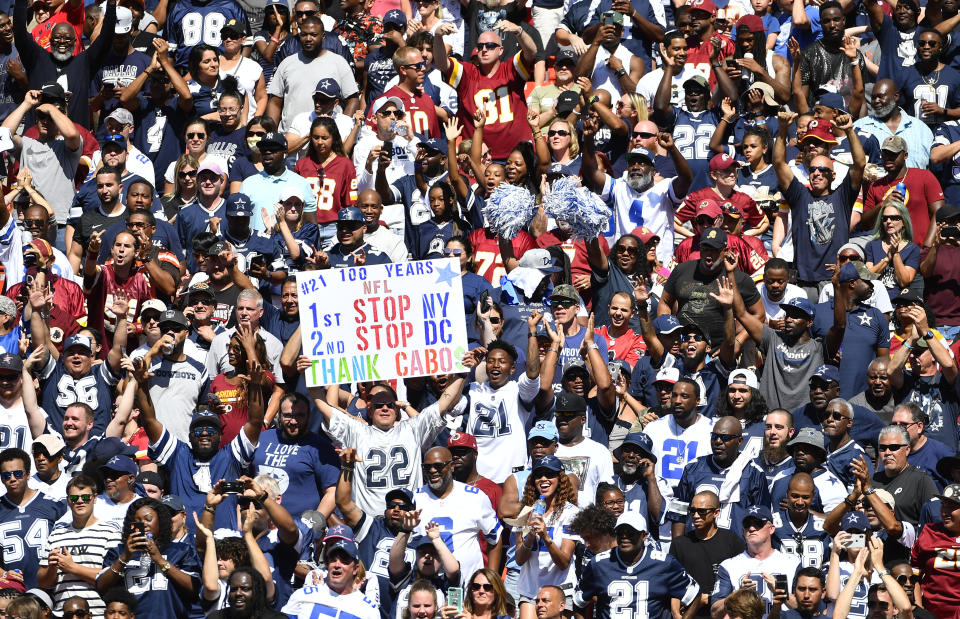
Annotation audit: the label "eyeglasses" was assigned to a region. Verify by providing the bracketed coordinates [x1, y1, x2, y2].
[192, 426, 219, 436]
[422, 461, 451, 471]
[442, 248, 463, 256]
[67, 493, 93, 503]
[379, 109, 404, 118]
[547, 129, 570, 137]
[402, 61, 427, 71]
[711, 432, 741, 442]
[601, 498, 626, 507]
[62, 611, 89, 619]
[917, 39, 939, 47]
[295, 9, 317, 16]
[878, 443, 907, 452]
[178, 170, 197, 179]
[808, 165, 832, 175]
[892, 420, 919, 429]
[476, 42, 501, 50]
[615, 246, 640, 255]
[0, 470, 24, 481]
[470, 582, 495, 592]
[187, 132, 206, 139]
[881, 215, 902, 222]
[896, 574, 920, 585]
[688, 506, 718, 517]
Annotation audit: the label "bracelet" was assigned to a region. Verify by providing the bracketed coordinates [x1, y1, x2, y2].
[110, 564, 124, 576]
[203, 505, 216, 514]
[843, 496, 856, 508]
[877, 569, 890, 577]
[528, 332, 537, 338]
[587, 343, 599, 351]
[850, 59, 859, 66]
[270, 36, 280, 44]
[258, 491, 269, 503]
[161, 561, 172, 573]
[863, 487, 876, 496]
[548, 348, 560, 354]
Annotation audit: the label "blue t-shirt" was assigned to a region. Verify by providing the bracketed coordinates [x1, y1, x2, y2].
[876, 15, 920, 81]
[0, 46, 23, 118]
[863, 239, 922, 298]
[91, 50, 152, 139]
[258, 522, 315, 608]
[894, 372, 960, 454]
[784, 175, 856, 283]
[327, 243, 392, 268]
[252, 428, 339, 519]
[907, 433, 955, 488]
[132, 96, 186, 189]
[553, 328, 610, 390]
[206, 123, 248, 174]
[812, 301, 889, 398]
[586, 0, 660, 67]
[0, 493, 68, 588]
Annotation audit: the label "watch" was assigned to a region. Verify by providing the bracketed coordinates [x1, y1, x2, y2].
[161, 561, 172, 573]
[863, 487, 876, 496]
[616, 67, 627, 78]
[924, 330, 935, 340]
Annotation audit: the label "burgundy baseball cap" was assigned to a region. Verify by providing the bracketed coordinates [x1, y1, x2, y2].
[696, 199, 723, 219]
[736, 14, 765, 32]
[688, 0, 717, 14]
[447, 432, 478, 451]
[630, 226, 660, 245]
[709, 153, 741, 172]
[801, 119, 839, 145]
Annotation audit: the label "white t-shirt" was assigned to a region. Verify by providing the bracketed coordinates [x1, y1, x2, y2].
[220, 56, 263, 123]
[0, 399, 31, 453]
[636, 64, 702, 110]
[555, 438, 615, 507]
[758, 283, 807, 321]
[92, 493, 140, 525]
[288, 111, 355, 161]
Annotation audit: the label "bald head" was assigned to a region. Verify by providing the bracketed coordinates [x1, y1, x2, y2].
[788, 472, 814, 493]
[714, 416, 743, 436]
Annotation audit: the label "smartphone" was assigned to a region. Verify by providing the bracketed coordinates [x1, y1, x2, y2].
[601, 10, 615, 24]
[848, 533, 866, 549]
[382, 140, 394, 157]
[250, 254, 267, 270]
[479, 290, 492, 313]
[447, 587, 463, 612]
[129, 522, 145, 536]
[221, 480, 245, 494]
[774, 574, 788, 592]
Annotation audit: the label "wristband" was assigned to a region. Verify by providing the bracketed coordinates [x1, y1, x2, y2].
[863, 487, 876, 496]
[258, 491, 269, 503]
[587, 343, 599, 351]
[850, 59, 859, 66]
[203, 505, 216, 514]
[616, 68, 627, 78]
[877, 569, 890, 577]
[528, 331, 537, 338]
[924, 330, 935, 340]
[270, 36, 280, 44]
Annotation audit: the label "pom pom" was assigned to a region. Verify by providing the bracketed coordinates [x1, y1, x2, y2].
[542, 175, 612, 240]
[483, 183, 537, 239]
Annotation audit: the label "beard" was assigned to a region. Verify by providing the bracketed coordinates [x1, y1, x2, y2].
[762, 444, 788, 464]
[626, 170, 654, 192]
[620, 462, 638, 476]
[51, 49, 72, 62]
[872, 100, 898, 120]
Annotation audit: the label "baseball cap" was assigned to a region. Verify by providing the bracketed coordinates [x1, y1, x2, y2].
[614, 511, 648, 533]
[561, 360, 590, 380]
[555, 391, 587, 413]
[811, 364, 840, 384]
[185, 286, 215, 306]
[447, 432, 478, 451]
[555, 49, 578, 66]
[258, 132, 287, 151]
[709, 153, 741, 172]
[115, 5, 133, 33]
[225, 193, 253, 217]
[40, 83, 66, 103]
[653, 314, 683, 335]
[631, 226, 660, 245]
[106, 107, 134, 126]
[518, 248, 562, 273]
[736, 13, 764, 32]
[742, 505, 773, 525]
[337, 206, 365, 224]
[728, 368, 758, 389]
[421, 136, 448, 155]
[314, 78, 341, 99]
[873, 488, 896, 510]
[137, 470, 163, 487]
[745, 82, 777, 107]
[160, 494, 186, 513]
[654, 366, 680, 384]
[937, 456, 960, 481]
[0, 571, 25, 593]
[550, 283, 581, 304]
[383, 8, 407, 27]
[33, 434, 65, 456]
[683, 75, 710, 91]
[787, 427, 827, 453]
[220, 18, 245, 34]
[779, 296, 815, 319]
[841, 511, 870, 531]
[532, 454, 564, 474]
[555, 90, 580, 116]
[190, 409, 223, 430]
[617, 432, 657, 462]
[197, 158, 225, 177]
[63, 334, 93, 353]
[158, 309, 188, 329]
[385, 488, 415, 507]
[881, 136, 908, 154]
[801, 119, 839, 145]
[326, 539, 360, 560]
[938, 483, 960, 505]
[102, 455, 138, 476]
[91, 437, 137, 460]
[0, 297, 15, 319]
[528, 420, 559, 442]
[625, 147, 655, 166]
[371, 96, 405, 115]
[407, 535, 434, 549]
[700, 227, 727, 249]
[324, 524, 356, 542]
[722, 202, 743, 220]
[838, 261, 879, 282]
[816, 92, 848, 114]
[142, 300, 168, 316]
[688, 0, 717, 13]
[0, 352, 22, 373]
[101, 133, 127, 150]
[695, 199, 723, 219]
[892, 288, 923, 305]
[936, 203, 960, 223]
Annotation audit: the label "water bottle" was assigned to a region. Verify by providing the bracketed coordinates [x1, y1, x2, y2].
[533, 495, 547, 517]
[391, 120, 408, 138]
[741, 53, 754, 86]
[140, 534, 153, 569]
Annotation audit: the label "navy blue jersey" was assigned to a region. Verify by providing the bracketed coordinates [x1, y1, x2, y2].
[812, 301, 889, 399]
[40, 359, 119, 436]
[667, 455, 771, 536]
[355, 514, 414, 580]
[574, 546, 700, 619]
[177, 201, 227, 257]
[166, 0, 248, 68]
[223, 229, 283, 270]
[876, 16, 920, 80]
[895, 372, 960, 453]
[753, 455, 795, 493]
[102, 540, 201, 619]
[92, 50, 152, 138]
[0, 493, 68, 588]
[410, 219, 461, 261]
[252, 428, 338, 519]
[824, 439, 874, 491]
[670, 108, 723, 192]
[628, 354, 670, 408]
[262, 308, 301, 347]
[897, 64, 960, 125]
[132, 96, 186, 186]
[613, 474, 660, 533]
[207, 123, 249, 173]
[258, 521, 315, 609]
[149, 427, 256, 531]
[933, 120, 960, 206]
[460, 271, 494, 344]
[772, 510, 831, 569]
[272, 223, 320, 273]
[327, 243, 392, 268]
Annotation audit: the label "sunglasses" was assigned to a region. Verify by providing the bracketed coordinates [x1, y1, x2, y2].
[808, 165, 832, 175]
[63, 612, 89, 619]
[881, 215, 902, 222]
[821, 411, 850, 421]
[442, 248, 463, 256]
[615, 245, 640, 255]
[892, 420, 919, 429]
[192, 426, 219, 436]
[477, 42, 501, 50]
[896, 574, 920, 585]
[635, 131, 656, 139]
[547, 129, 570, 137]
[387, 501, 413, 510]
[838, 253, 860, 262]
[402, 61, 427, 71]
[0, 470, 24, 481]
[23, 218, 46, 227]
[295, 9, 317, 16]
[379, 109, 404, 118]
[67, 493, 93, 503]
[550, 299, 576, 308]
[688, 506, 718, 517]
[711, 432, 741, 442]
[470, 582, 495, 592]
[222, 31, 244, 40]
[878, 443, 907, 452]
[917, 39, 939, 47]
[489, 316, 501, 324]
[178, 170, 197, 179]
[248, 131, 266, 137]
[422, 461, 451, 471]
[187, 132, 206, 139]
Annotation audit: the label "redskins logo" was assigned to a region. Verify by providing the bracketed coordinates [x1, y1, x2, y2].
[450, 432, 461, 442]
[50, 327, 64, 343]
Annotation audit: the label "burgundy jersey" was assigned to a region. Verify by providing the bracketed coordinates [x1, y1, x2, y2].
[86, 263, 156, 358]
[294, 155, 358, 224]
[375, 86, 442, 138]
[677, 188, 766, 229]
[468, 228, 537, 285]
[911, 522, 960, 618]
[684, 35, 734, 89]
[673, 234, 767, 275]
[449, 53, 534, 161]
[6, 276, 86, 351]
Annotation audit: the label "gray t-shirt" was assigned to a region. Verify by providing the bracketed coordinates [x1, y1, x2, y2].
[759, 324, 824, 412]
[267, 51, 359, 133]
[849, 391, 897, 425]
[20, 135, 82, 223]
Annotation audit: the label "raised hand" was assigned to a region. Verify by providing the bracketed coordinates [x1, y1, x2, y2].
[444, 118, 461, 141]
[710, 276, 735, 308]
[721, 97, 736, 119]
[88, 229, 104, 256]
[787, 37, 801, 63]
[400, 509, 422, 532]
[473, 107, 486, 129]
[527, 309, 543, 330]
[833, 113, 853, 132]
[841, 35, 859, 60]
[109, 291, 130, 321]
[193, 511, 214, 539]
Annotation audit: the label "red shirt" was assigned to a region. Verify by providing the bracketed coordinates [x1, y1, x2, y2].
[468, 228, 536, 285]
[684, 35, 734, 89]
[677, 187, 765, 229]
[536, 233, 609, 280]
[375, 86, 442, 138]
[6, 275, 85, 351]
[209, 371, 276, 447]
[293, 155, 358, 224]
[864, 169, 944, 244]
[31, 1, 84, 54]
[86, 264, 155, 358]
[23, 122, 99, 160]
[449, 54, 533, 160]
[911, 522, 960, 618]
[469, 475, 502, 567]
[595, 325, 645, 367]
[674, 234, 768, 274]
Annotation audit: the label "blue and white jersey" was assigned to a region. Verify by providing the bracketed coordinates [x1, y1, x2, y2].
[613, 474, 656, 534]
[574, 546, 700, 619]
[259, 521, 315, 609]
[667, 455, 771, 537]
[354, 514, 413, 579]
[670, 108, 723, 192]
[712, 549, 801, 615]
[0, 492, 67, 589]
[40, 356, 120, 437]
[413, 481, 501, 583]
[253, 429, 338, 520]
[772, 509, 831, 569]
[101, 541, 201, 619]
[282, 579, 380, 619]
[834, 560, 871, 619]
[166, 0, 248, 68]
[148, 427, 256, 532]
[933, 120, 960, 206]
[517, 502, 581, 598]
[753, 456, 795, 493]
[826, 439, 873, 492]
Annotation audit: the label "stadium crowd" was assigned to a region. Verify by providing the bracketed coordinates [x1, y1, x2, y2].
[0, 0, 960, 615]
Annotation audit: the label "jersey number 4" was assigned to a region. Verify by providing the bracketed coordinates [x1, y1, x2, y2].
[365, 447, 412, 489]
[0, 520, 47, 563]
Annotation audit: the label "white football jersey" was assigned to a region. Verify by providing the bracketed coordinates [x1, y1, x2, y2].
[282, 581, 380, 619]
[413, 481, 502, 582]
[461, 374, 539, 484]
[0, 400, 31, 453]
[643, 414, 714, 539]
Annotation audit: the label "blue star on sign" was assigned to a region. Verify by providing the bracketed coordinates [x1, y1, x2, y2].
[435, 261, 458, 287]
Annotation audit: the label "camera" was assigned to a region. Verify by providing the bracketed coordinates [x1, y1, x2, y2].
[221, 481, 245, 494]
[943, 224, 960, 238]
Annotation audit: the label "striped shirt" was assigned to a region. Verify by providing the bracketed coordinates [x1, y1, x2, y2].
[40, 519, 123, 614]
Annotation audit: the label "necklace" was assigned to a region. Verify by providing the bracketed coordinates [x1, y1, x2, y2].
[922, 65, 943, 86]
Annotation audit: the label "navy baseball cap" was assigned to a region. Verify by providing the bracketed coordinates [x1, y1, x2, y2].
[816, 92, 848, 114]
[91, 436, 138, 460]
[625, 147, 655, 166]
[617, 432, 657, 463]
[160, 494, 186, 512]
[63, 334, 94, 353]
[838, 261, 879, 282]
[653, 314, 683, 335]
[323, 524, 356, 542]
[190, 409, 223, 430]
[779, 296, 815, 319]
[555, 391, 587, 413]
[326, 539, 359, 560]
[841, 511, 870, 531]
[102, 455, 138, 476]
[385, 488, 415, 507]
[101, 133, 126, 150]
[314, 78, 341, 99]
[742, 505, 773, 525]
[555, 49, 578, 66]
[811, 365, 840, 384]
[532, 455, 564, 474]
[421, 137, 448, 155]
[337, 207, 365, 224]
[257, 131, 287, 151]
[225, 193, 253, 217]
[408, 535, 434, 549]
[383, 9, 407, 27]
